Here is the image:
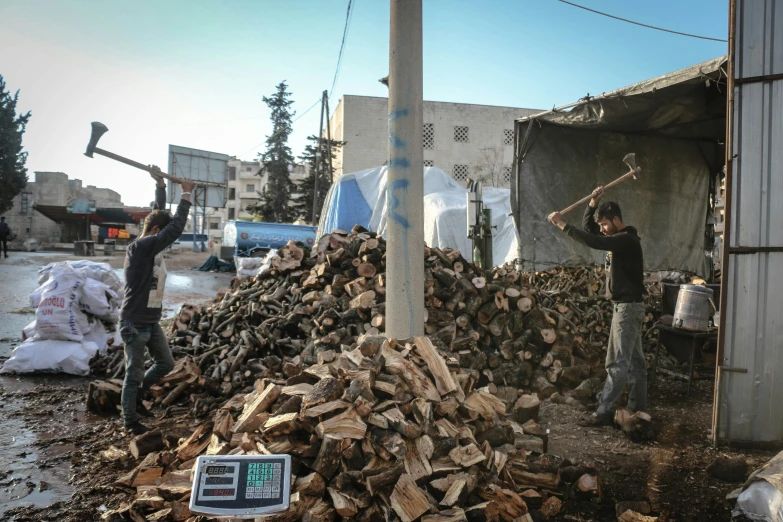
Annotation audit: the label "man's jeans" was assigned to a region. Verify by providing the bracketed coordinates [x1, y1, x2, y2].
[596, 302, 647, 416]
[120, 321, 174, 425]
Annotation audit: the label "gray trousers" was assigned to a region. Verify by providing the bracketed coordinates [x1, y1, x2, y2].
[596, 302, 647, 416]
[119, 321, 174, 425]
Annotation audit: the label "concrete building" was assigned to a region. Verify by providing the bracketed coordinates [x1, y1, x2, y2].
[205, 158, 309, 244]
[327, 95, 542, 187]
[1, 171, 124, 245]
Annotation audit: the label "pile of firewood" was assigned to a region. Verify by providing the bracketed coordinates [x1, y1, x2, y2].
[100, 334, 602, 522]
[91, 227, 662, 412]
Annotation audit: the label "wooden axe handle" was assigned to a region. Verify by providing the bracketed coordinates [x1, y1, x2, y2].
[559, 168, 639, 216]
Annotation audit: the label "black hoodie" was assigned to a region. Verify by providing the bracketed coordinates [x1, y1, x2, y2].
[562, 204, 645, 303]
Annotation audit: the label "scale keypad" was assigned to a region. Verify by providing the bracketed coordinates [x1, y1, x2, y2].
[245, 462, 283, 499]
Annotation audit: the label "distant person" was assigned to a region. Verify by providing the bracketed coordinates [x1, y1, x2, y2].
[547, 186, 646, 426]
[119, 172, 194, 434]
[0, 217, 9, 258]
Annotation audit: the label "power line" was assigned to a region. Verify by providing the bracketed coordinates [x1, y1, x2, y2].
[236, 97, 321, 158]
[329, 0, 354, 99]
[238, 0, 355, 158]
[556, 0, 727, 43]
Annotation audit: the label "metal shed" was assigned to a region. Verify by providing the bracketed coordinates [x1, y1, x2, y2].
[713, 0, 783, 446]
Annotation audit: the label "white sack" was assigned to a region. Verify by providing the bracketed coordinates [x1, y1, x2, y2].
[734, 481, 783, 522]
[22, 320, 36, 341]
[38, 260, 122, 293]
[80, 278, 117, 320]
[0, 339, 101, 376]
[83, 321, 117, 351]
[34, 268, 89, 342]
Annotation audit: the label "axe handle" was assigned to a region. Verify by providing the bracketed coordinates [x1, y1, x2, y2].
[93, 147, 186, 184]
[559, 168, 638, 216]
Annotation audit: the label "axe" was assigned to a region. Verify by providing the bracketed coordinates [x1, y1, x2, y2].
[558, 153, 641, 216]
[84, 122, 222, 187]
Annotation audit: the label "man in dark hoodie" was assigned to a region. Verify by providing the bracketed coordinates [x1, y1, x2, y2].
[548, 186, 646, 425]
[119, 172, 194, 434]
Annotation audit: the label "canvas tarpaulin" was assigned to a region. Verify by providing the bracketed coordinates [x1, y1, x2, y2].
[512, 56, 727, 275]
[318, 166, 520, 266]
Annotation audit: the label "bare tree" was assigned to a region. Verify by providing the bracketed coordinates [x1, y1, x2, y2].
[473, 146, 505, 188]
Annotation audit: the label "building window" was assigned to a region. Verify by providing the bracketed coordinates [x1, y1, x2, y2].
[209, 222, 219, 230]
[453, 164, 469, 181]
[228, 208, 235, 220]
[245, 166, 253, 171]
[246, 184, 255, 193]
[228, 188, 236, 200]
[228, 167, 236, 181]
[503, 166, 512, 183]
[424, 160, 434, 167]
[20, 192, 31, 214]
[454, 126, 469, 143]
[423, 123, 434, 149]
[503, 129, 514, 146]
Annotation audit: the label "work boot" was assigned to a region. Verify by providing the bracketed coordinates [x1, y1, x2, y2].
[579, 412, 614, 428]
[124, 421, 150, 435]
[136, 398, 154, 418]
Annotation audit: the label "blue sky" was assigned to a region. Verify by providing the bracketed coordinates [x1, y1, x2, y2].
[0, 0, 727, 206]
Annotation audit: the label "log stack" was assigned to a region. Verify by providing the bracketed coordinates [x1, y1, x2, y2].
[103, 335, 601, 521]
[90, 227, 662, 413]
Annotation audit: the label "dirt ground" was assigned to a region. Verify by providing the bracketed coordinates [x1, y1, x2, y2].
[0, 251, 233, 520]
[1, 372, 777, 521]
[0, 250, 778, 521]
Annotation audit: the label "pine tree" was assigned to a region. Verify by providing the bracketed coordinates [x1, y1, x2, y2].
[0, 75, 32, 214]
[294, 135, 344, 224]
[247, 82, 296, 223]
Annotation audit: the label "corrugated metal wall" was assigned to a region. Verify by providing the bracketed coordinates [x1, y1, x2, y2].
[717, 0, 783, 444]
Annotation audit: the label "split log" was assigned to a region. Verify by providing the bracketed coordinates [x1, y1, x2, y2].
[129, 430, 164, 460]
[390, 474, 431, 522]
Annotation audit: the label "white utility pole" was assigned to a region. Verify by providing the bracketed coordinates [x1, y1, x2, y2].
[386, 0, 424, 338]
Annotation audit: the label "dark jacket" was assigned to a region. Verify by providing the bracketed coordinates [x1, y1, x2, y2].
[562, 204, 645, 303]
[0, 221, 9, 239]
[120, 187, 190, 323]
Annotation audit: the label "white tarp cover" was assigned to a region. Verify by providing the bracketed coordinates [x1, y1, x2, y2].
[319, 166, 519, 266]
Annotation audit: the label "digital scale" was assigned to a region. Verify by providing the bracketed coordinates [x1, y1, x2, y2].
[189, 455, 292, 519]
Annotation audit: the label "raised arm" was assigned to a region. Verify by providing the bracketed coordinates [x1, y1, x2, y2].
[151, 171, 167, 211]
[563, 224, 627, 252]
[582, 186, 603, 235]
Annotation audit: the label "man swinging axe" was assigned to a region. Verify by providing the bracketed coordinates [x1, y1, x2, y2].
[120, 172, 194, 434]
[546, 154, 646, 426]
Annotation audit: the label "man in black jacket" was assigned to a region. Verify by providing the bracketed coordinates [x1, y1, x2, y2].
[119, 173, 194, 434]
[548, 186, 646, 425]
[0, 217, 10, 258]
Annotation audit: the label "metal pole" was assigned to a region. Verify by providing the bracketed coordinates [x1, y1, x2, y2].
[711, 0, 736, 447]
[386, 0, 424, 339]
[192, 187, 198, 252]
[312, 91, 326, 225]
[325, 95, 335, 183]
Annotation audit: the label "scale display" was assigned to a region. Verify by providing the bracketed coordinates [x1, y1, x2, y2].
[189, 455, 291, 519]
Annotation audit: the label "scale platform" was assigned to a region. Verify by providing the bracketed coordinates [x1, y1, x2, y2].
[189, 454, 291, 519]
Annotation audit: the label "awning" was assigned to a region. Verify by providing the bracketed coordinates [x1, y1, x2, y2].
[516, 55, 727, 142]
[34, 205, 150, 225]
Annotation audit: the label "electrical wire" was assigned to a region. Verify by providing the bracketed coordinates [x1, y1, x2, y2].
[236, 97, 321, 158]
[329, 0, 354, 99]
[238, 0, 354, 158]
[556, 0, 727, 43]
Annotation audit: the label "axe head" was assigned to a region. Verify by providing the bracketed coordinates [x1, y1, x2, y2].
[84, 122, 109, 158]
[622, 152, 640, 179]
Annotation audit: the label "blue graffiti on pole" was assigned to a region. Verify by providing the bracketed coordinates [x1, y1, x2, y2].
[388, 109, 408, 149]
[388, 179, 410, 229]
